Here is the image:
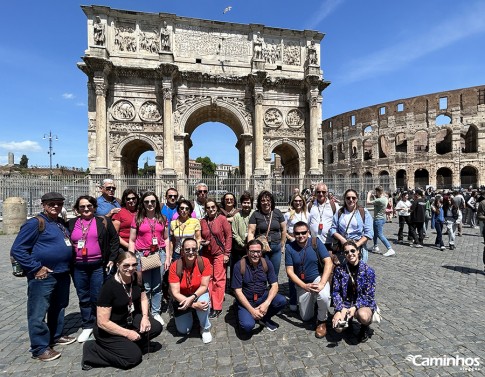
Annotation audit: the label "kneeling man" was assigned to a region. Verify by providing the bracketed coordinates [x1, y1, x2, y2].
[285, 221, 332, 338]
[232, 239, 286, 334]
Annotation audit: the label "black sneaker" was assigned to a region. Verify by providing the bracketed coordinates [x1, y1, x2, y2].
[357, 325, 369, 343]
[209, 309, 222, 319]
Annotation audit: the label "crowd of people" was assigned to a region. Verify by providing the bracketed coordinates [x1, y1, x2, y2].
[10, 178, 484, 370]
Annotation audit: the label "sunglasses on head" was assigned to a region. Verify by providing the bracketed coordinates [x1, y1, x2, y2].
[344, 248, 358, 255]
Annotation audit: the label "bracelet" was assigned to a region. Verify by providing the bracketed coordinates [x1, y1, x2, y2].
[142, 313, 149, 317]
[191, 293, 198, 300]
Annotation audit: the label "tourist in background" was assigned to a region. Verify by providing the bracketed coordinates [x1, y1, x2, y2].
[430, 196, 445, 250]
[68, 195, 120, 343]
[395, 192, 412, 244]
[409, 189, 426, 248]
[128, 191, 170, 326]
[200, 198, 232, 318]
[247, 190, 287, 277]
[443, 195, 462, 250]
[367, 187, 395, 257]
[112, 189, 139, 251]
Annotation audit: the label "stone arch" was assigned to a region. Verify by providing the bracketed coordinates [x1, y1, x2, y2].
[337, 141, 345, 161]
[379, 170, 390, 191]
[378, 135, 389, 158]
[436, 113, 452, 126]
[350, 140, 358, 159]
[396, 169, 407, 189]
[114, 134, 161, 175]
[395, 132, 407, 153]
[363, 139, 373, 160]
[267, 139, 303, 176]
[435, 127, 452, 155]
[414, 130, 429, 153]
[460, 165, 478, 188]
[462, 124, 478, 153]
[327, 145, 334, 164]
[436, 167, 453, 189]
[414, 168, 429, 188]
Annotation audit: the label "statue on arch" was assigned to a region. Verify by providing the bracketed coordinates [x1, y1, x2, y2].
[161, 21, 170, 51]
[93, 16, 105, 46]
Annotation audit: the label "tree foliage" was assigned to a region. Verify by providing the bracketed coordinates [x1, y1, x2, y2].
[19, 154, 28, 168]
[196, 156, 216, 176]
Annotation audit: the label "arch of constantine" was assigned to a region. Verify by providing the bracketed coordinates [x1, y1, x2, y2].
[322, 85, 485, 189]
[78, 6, 329, 183]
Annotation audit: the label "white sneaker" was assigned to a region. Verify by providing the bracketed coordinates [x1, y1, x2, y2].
[440, 246, 446, 250]
[153, 314, 165, 326]
[201, 328, 212, 344]
[383, 249, 395, 257]
[372, 246, 380, 253]
[77, 328, 93, 343]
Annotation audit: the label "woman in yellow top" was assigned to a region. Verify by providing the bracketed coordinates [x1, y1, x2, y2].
[170, 199, 201, 261]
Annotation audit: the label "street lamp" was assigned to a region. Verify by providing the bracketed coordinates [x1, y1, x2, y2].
[43, 131, 58, 175]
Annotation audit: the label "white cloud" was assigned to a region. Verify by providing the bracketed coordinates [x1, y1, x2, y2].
[339, 2, 485, 85]
[62, 93, 75, 99]
[305, 0, 344, 30]
[0, 140, 42, 152]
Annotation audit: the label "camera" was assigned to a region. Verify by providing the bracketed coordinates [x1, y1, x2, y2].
[336, 320, 348, 329]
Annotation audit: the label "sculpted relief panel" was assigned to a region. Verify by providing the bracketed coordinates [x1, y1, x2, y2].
[286, 109, 304, 128]
[139, 101, 162, 122]
[139, 27, 160, 54]
[111, 100, 136, 121]
[264, 108, 283, 128]
[174, 24, 251, 60]
[114, 23, 137, 52]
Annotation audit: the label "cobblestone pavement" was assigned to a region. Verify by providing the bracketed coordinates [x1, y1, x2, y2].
[1, 221, 484, 376]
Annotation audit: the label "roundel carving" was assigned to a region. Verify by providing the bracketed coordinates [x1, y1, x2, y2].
[264, 108, 283, 128]
[111, 100, 135, 121]
[139, 101, 162, 122]
[286, 109, 304, 128]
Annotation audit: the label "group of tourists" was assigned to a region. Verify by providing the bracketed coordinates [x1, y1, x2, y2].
[12, 178, 411, 371]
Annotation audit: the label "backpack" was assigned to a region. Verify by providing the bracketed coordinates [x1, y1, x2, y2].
[337, 206, 365, 223]
[175, 256, 205, 279]
[239, 255, 268, 276]
[308, 199, 337, 214]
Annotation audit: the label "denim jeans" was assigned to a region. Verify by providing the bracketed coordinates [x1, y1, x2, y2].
[27, 272, 70, 356]
[174, 292, 211, 334]
[373, 218, 391, 250]
[73, 260, 104, 329]
[237, 291, 286, 333]
[138, 250, 166, 315]
[267, 242, 282, 278]
[434, 221, 444, 247]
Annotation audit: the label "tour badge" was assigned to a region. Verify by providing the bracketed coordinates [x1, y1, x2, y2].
[318, 223, 323, 231]
[64, 238, 72, 247]
[253, 293, 258, 302]
[300, 272, 305, 280]
[150, 237, 158, 252]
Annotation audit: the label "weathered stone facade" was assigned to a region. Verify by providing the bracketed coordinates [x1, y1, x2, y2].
[322, 85, 485, 189]
[78, 6, 329, 179]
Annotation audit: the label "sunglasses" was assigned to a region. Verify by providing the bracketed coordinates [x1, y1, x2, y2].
[184, 247, 198, 254]
[198, 190, 208, 194]
[345, 196, 357, 201]
[168, 195, 178, 199]
[206, 205, 217, 210]
[126, 197, 137, 202]
[344, 249, 358, 255]
[225, 198, 234, 201]
[105, 186, 116, 191]
[121, 263, 138, 269]
[180, 206, 190, 211]
[293, 200, 303, 203]
[79, 204, 93, 210]
[46, 201, 64, 207]
[294, 231, 308, 236]
[144, 200, 156, 205]
[316, 190, 327, 194]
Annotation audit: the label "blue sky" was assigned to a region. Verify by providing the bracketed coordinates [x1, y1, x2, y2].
[1, 0, 484, 169]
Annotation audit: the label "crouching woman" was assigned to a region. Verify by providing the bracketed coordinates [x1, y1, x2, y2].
[331, 240, 377, 343]
[81, 251, 162, 370]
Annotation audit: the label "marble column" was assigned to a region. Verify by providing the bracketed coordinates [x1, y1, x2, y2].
[253, 85, 264, 173]
[308, 89, 322, 174]
[93, 77, 108, 173]
[162, 79, 175, 174]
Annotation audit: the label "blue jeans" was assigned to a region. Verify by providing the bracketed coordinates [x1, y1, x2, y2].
[237, 291, 286, 333]
[267, 242, 282, 278]
[373, 218, 391, 250]
[139, 250, 166, 315]
[73, 260, 104, 329]
[27, 272, 70, 356]
[434, 221, 444, 247]
[174, 292, 211, 334]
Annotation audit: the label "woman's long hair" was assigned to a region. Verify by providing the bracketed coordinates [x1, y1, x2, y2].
[135, 191, 165, 231]
[288, 194, 307, 220]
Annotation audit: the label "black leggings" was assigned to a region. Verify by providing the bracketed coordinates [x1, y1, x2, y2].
[82, 313, 162, 370]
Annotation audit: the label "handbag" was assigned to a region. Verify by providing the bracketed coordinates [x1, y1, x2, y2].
[257, 211, 273, 253]
[139, 252, 162, 272]
[372, 305, 382, 323]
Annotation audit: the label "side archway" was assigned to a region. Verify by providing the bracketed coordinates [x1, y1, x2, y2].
[114, 135, 161, 175]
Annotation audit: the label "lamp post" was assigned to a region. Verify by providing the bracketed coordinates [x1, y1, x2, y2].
[43, 131, 58, 175]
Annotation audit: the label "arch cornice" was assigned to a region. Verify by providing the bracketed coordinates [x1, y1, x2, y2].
[265, 138, 303, 161]
[113, 134, 161, 158]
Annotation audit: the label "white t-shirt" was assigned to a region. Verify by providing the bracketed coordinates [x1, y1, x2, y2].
[308, 199, 339, 244]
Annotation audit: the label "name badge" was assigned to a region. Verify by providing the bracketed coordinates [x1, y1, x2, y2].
[77, 240, 86, 249]
[253, 293, 258, 302]
[152, 237, 158, 246]
[318, 223, 323, 230]
[128, 303, 134, 313]
[300, 272, 305, 280]
[64, 238, 72, 247]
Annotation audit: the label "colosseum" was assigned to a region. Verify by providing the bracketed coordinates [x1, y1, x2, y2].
[322, 85, 485, 190]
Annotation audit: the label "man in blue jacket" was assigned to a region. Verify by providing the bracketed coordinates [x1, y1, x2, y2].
[11, 192, 76, 362]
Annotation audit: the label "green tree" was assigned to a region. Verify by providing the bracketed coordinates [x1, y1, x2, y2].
[19, 154, 28, 168]
[196, 156, 216, 176]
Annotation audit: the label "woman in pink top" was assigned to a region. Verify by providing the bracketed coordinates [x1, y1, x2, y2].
[68, 195, 119, 343]
[112, 189, 139, 251]
[200, 198, 232, 318]
[128, 191, 170, 326]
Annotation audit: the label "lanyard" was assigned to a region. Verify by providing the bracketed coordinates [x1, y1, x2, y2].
[80, 218, 94, 241]
[54, 221, 70, 239]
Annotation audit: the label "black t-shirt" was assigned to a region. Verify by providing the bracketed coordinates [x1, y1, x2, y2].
[249, 209, 285, 243]
[97, 274, 145, 327]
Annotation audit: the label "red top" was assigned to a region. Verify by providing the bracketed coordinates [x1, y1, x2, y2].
[168, 256, 212, 296]
[112, 207, 136, 242]
[200, 215, 232, 256]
